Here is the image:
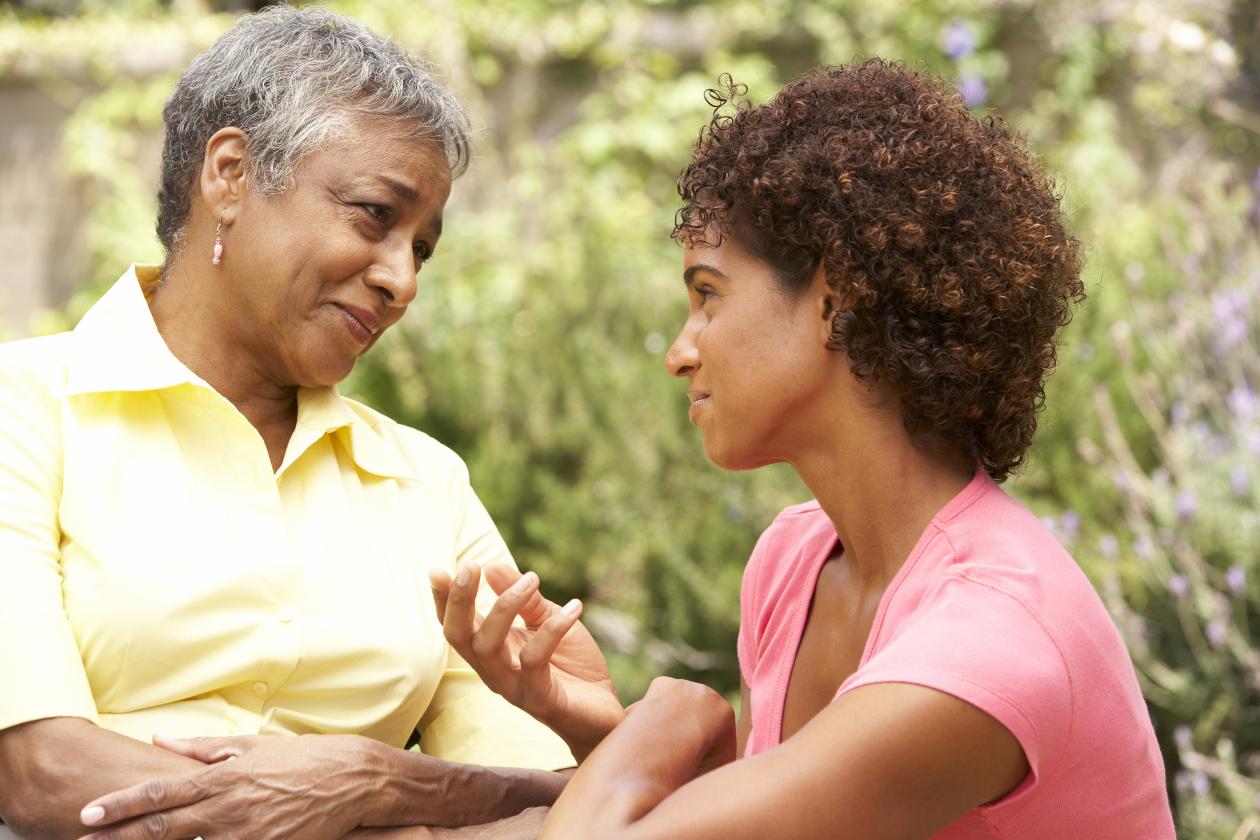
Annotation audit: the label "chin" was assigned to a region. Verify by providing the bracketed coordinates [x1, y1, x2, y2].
[300, 353, 358, 388]
[701, 436, 762, 472]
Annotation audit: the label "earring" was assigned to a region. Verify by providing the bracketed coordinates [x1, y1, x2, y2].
[211, 211, 225, 265]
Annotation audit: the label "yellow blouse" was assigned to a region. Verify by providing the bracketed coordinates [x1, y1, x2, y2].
[0, 265, 572, 770]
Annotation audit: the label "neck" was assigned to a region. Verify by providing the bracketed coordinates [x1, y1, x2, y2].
[150, 258, 299, 437]
[787, 409, 975, 591]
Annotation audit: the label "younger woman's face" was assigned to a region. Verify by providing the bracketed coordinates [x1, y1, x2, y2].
[665, 236, 834, 470]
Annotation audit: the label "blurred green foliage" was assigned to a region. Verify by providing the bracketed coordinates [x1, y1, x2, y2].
[4, 0, 1259, 834]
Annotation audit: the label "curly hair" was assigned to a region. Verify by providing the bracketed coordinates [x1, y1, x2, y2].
[674, 59, 1084, 482]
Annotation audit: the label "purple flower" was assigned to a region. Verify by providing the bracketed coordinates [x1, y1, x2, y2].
[1216, 311, 1251, 358]
[1206, 618, 1228, 648]
[1112, 469, 1133, 494]
[942, 20, 977, 60]
[1249, 429, 1260, 456]
[1228, 385, 1257, 420]
[1169, 573, 1189, 598]
[1231, 465, 1250, 496]
[1192, 771, 1210, 798]
[957, 73, 987, 108]
[1171, 403, 1190, 426]
[1226, 565, 1246, 595]
[1135, 535, 1155, 561]
[1175, 490, 1197, 521]
[1059, 509, 1080, 539]
[1174, 725, 1193, 751]
[1174, 770, 1190, 793]
[1098, 533, 1119, 560]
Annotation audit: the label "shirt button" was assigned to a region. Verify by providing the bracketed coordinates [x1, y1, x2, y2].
[277, 607, 296, 624]
[252, 681, 269, 695]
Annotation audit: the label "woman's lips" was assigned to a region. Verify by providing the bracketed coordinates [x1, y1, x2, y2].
[688, 394, 710, 422]
[334, 304, 373, 345]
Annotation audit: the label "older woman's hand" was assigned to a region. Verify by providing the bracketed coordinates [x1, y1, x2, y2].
[430, 562, 625, 761]
[75, 732, 388, 840]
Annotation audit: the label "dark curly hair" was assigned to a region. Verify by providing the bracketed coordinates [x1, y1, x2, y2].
[674, 58, 1084, 482]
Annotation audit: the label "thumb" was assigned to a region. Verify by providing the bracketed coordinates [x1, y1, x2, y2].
[153, 733, 242, 763]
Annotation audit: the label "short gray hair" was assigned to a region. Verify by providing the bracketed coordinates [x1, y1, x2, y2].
[157, 4, 471, 255]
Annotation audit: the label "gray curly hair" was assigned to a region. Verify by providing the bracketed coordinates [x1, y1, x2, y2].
[157, 4, 471, 255]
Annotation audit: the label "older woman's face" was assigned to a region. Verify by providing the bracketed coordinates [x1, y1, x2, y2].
[223, 115, 451, 388]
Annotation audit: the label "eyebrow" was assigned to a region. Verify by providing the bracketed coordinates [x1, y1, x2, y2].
[374, 174, 420, 205]
[683, 263, 727, 289]
[373, 175, 444, 239]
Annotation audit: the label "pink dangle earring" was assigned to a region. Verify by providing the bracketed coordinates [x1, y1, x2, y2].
[211, 211, 225, 265]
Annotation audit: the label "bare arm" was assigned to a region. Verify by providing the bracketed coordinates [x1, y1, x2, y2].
[358, 743, 569, 828]
[0, 717, 205, 840]
[69, 734, 572, 840]
[348, 807, 548, 839]
[540, 678, 1029, 840]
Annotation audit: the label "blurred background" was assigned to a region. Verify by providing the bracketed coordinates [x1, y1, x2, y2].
[1, 0, 1258, 833]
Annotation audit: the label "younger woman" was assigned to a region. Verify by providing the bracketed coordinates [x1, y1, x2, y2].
[432, 59, 1175, 839]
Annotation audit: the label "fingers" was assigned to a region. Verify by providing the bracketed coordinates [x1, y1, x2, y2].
[484, 562, 555, 629]
[152, 733, 241, 763]
[472, 571, 540, 683]
[518, 599, 583, 706]
[79, 770, 209, 831]
[441, 560, 483, 660]
[429, 567, 453, 623]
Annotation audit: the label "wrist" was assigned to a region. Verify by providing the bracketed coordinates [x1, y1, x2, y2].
[546, 704, 627, 764]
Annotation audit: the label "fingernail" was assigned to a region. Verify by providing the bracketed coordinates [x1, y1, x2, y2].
[562, 598, 581, 616]
[81, 805, 105, 825]
[510, 572, 536, 594]
[455, 568, 469, 587]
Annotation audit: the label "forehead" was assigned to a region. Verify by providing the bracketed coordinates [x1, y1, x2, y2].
[299, 115, 452, 199]
[683, 233, 764, 274]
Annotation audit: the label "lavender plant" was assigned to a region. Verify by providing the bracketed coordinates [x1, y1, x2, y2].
[1059, 168, 1260, 837]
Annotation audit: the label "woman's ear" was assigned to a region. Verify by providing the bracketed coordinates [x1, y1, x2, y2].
[199, 127, 249, 222]
[811, 264, 844, 348]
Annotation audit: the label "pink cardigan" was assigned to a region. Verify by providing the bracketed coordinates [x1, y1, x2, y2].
[737, 469, 1174, 839]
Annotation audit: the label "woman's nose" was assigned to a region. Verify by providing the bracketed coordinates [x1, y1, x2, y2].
[369, 244, 419, 308]
[665, 320, 700, 378]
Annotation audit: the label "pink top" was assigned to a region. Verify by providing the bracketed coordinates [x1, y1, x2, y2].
[737, 469, 1174, 839]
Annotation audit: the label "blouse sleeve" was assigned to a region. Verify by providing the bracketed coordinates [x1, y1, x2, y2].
[838, 571, 1074, 805]
[0, 344, 99, 732]
[416, 468, 575, 770]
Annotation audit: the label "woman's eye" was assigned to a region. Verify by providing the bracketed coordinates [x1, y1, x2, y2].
[361, 204, 390, 223]
[697, 285, 717, 303]
[412, 243, 431, 268]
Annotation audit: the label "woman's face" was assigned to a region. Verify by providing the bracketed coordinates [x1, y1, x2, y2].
[665, 236, 836, 470]
[221, 116, 451, 388]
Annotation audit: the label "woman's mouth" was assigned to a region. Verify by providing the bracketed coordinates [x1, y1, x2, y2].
[687, 392, 710, 422]
[333, 304, 375, 345]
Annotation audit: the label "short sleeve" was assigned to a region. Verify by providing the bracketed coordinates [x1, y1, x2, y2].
[0, 347, 99, 731]
[839, 573, 1073, 797]
[417, 474, 574, 770]
[736, 526, 771, 682]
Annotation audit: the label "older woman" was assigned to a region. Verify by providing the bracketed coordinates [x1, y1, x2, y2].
[434, 61, 1177, 838]
[0, 7, 589, 840]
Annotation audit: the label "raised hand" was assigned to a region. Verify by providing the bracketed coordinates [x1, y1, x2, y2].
[429, 562, 625, 761]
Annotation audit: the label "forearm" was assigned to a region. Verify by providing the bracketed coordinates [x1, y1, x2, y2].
[364, 743, 570, 829]
[348, 806, 548, 839]
[0, 717, 204, 840]
[539, 682, 734, 839]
